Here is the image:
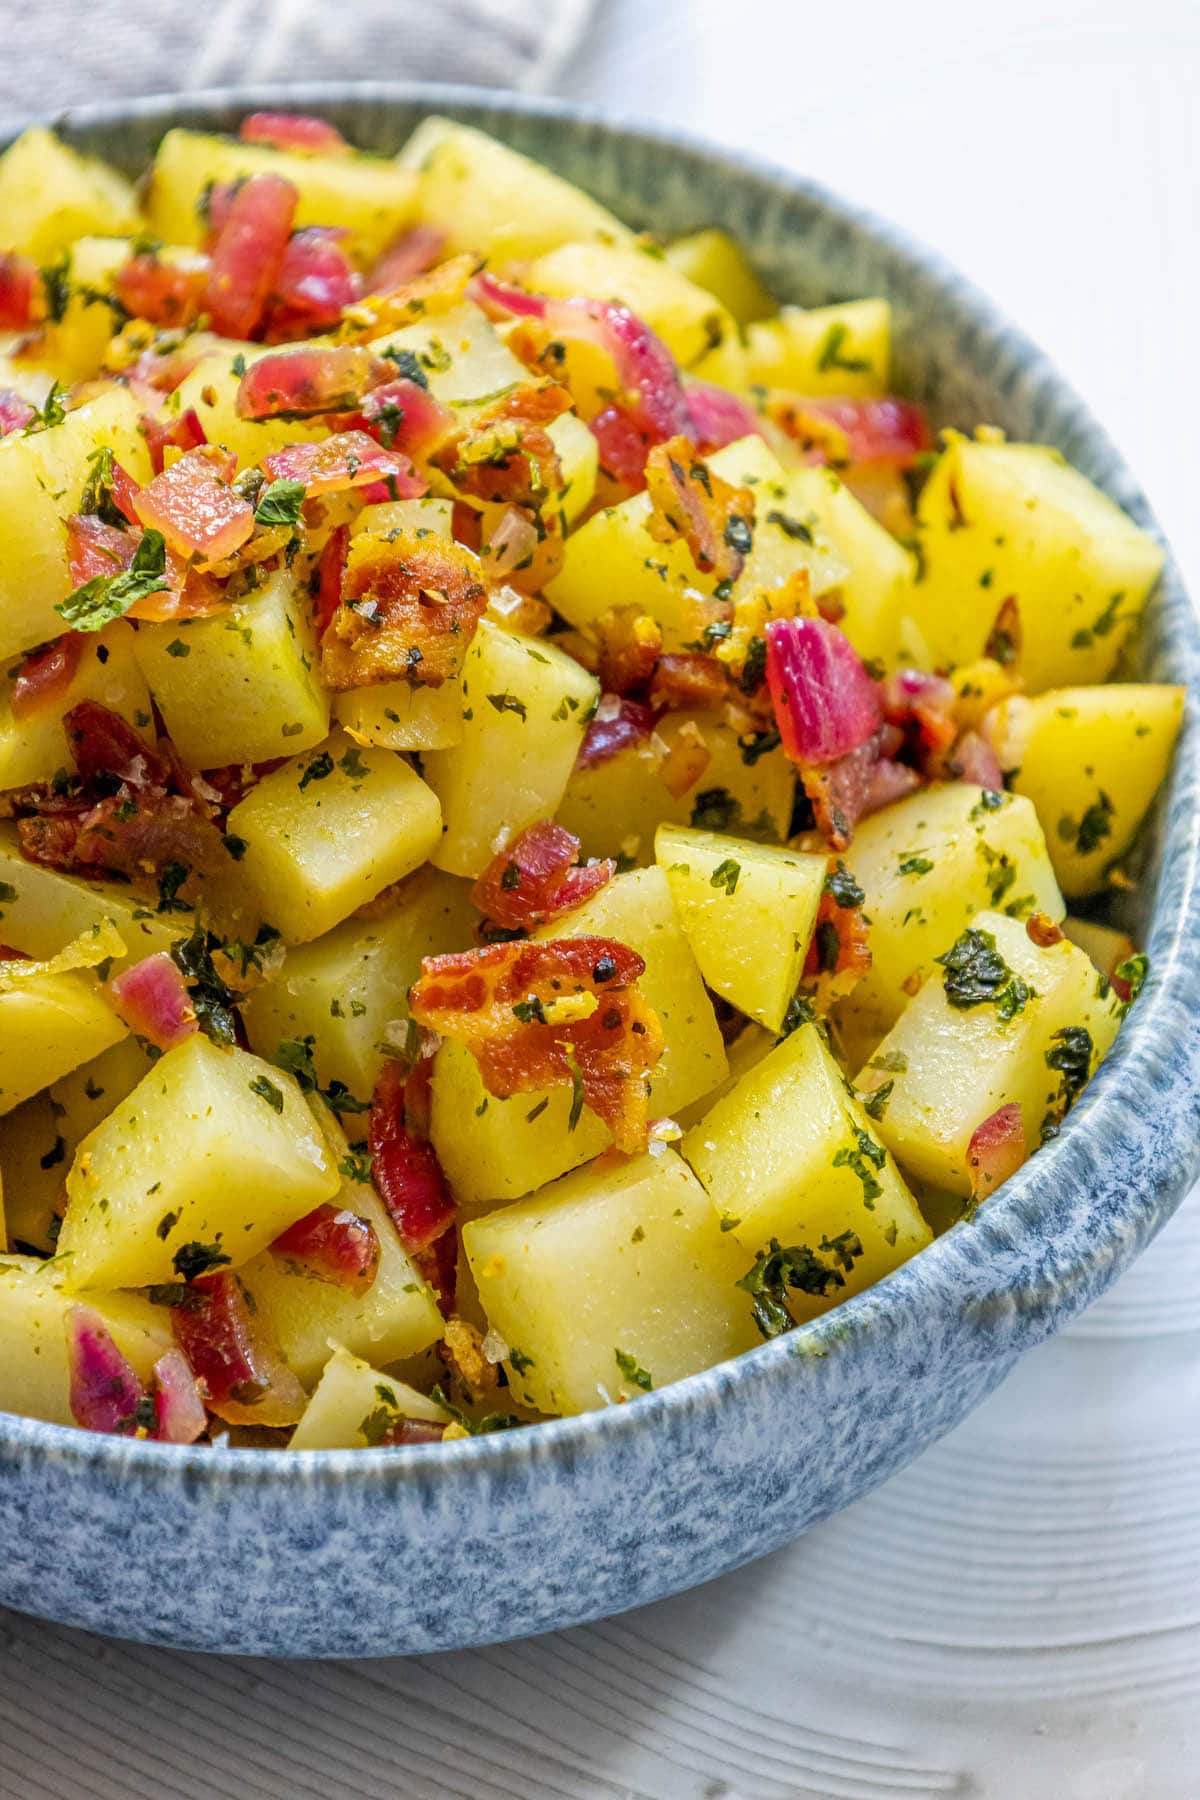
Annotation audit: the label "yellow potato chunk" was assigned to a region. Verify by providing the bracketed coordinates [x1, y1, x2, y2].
[0, 823, 193, 966]
[683, 1023, 931, 1319]
[464, 1148, 758, 1417]
[665, 229, 776, 326]
[289, 1345, 449, 1449]
[0, 621, 152, 790]
[0, 128, 138, 260]
[839, 783, 1064, 1046]
[0, 1256, 172, 1427]
[134, 567, 329, 767]
[557, 711, 794, 866]
[987, 684, 1184, 897]
[912, 438, 1164, 690]
[241, 1111, 442, 1387]
[526, 240, 738, 370]
[430, 865, 728, 1206]
[422, 620, 598, 878]
[241, 866, 475, 1101]
[656, 825, 826, 1031]
[675, 1021, 778, 1132]
[227, 729, 442, 942]
[0, 970, 127, 1118]
[56, 1034, 338, 1291]
[855, 910, 1122, 1194]
[0, 386, 154, 660]
[398, 117, 631, 262]
[744, 299, 891, 396]
[147, 129, 418, 261]
[780, 467, 918, 668]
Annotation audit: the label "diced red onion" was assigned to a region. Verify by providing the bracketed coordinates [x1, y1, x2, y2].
[152, 1348, 208, 1444]
[0, 389, 36, 436]
[108, 952, 197, 1051]
[67, 1305, 145, 1434]
[685, 381, 763, 452]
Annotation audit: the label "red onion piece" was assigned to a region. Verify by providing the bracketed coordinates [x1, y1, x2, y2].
[152, 1348, 208, 1444]
[262, 431, 426, 499]
[12, 635, 84, 720]
[141, 406, 207, 476]
[686, 380, 763, 452]
[267, 227, 361, 337]
[67, 1305, 145, 1434]
[766, 616, 882, 764]
[108, 952, 197, 1051]
[366, 225, 447, 294]
[236, 343, 380, 420]
[0, 389, 36, 436]
[205, 172, 297, 340]
[953, 730, 1005, 791]
[577, 695, 655, 770]
[479, 506, 539, 579]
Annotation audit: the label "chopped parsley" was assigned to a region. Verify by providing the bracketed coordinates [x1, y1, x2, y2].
[710, 857, 741, 895]
[737, 1232, 865, 1338]
[486, 692, 527, 719]
[832, 1129, 886, 1207]
[249, 1074, 285, 1113]
[57, 527, 169, 631]
[169, 923, 238, 1046]
[172, 1239, 231, 1281]
[897, 854, 933, 877]
[824, 861, 865, 908]
[690, 787, 740, 833]
[1058, 792, 1115, 857]
[860, 1080, 893, 1120]
[1045, 1026, 1094, 1108]
[1115, 951, 1149, 1010]
[298, 750, 335, 791]
[614, 1348, 653, 1391]
[254, 478, 307, 527]
[936, 926, 1034, 1020]
[815, 321, 870, 374]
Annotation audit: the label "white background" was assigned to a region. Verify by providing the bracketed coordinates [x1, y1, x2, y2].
[3, 4, 1200, 1796]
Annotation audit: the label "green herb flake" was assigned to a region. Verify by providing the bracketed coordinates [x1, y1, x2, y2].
[737, 1232, 865, 1338]
[57, 527, 170, 631]
[832, 1129, 886, 1208]
[249, 1074, 285, 1113]
[614, 1348, 653, 1392]
[487, 692, 527, 719]
[710, 857, 741, 895]
[254, 478, 307, 528]
[172, 1239, 231, 1280]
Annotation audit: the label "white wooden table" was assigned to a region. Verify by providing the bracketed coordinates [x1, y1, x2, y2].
[3, 4, 1199, 1794]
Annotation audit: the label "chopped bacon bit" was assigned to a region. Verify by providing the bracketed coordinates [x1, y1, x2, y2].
[109, 459, 144, 525]
[267, 226, 361, 336]
[205, 172, 297, 340]
[804, 868, 872, 1009]
[451, 499, 482, 553]
[645, 435, 755, 581]
[590, 404, 655, 491]
[369, 1059, 456, 1255]
[108, 952, 197, 1051]
[11, 635, 84, 719]
[340, 253, 478, 341]
[239, 111, 351, 155]
[767, 616, 881, 766]
[152, 1347, 208, 1444]
[262, 430, 425, 501]
[440, 381, 571, 514]
[801, 732, 920, 850]
[472, 822, 614, 933]
[171, 1271, 301, 1426]
[115, 252, 209, 329]
[948, 729, 1005, 790]
[881, 668, 957, 757]
[1026, 912, 1064, 949]
[0, 252, 40, 329]
[361, 376, 456, 458]
[236, 343, 382, 419]
[366, 225, 446, 294]
[440, 1316, 497, 1401]
[966, 1102, 1026, 1199]
[141, 405, 207, 476]
[685, 381, 764, 453]
[67, 1305, 145, 1434]
[314, 522, 349, 637]
[410, 937, 664, 1153]
[320, 530, 488, 691]
[767, 395, 932, 469]
[594, 608, 663, 695]
[0, 389, 36, 436]
[649, 651, 730, 714]
[658, 720, 712, 799]
[577, 695, 655, 770]
[124, 336, 209, 394]
[986, 595, 1022, 667]
[271, 1202, 381, 1295]
[134, 443, 253, 566]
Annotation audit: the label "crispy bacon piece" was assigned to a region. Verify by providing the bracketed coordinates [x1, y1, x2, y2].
[340, 253, 478, 341]
[66, 514, 136, 587]
[594, 609, 663, 695]
[152, 1348, 208, 1444]
[410, 937, 664, 1153]
[67, 1305, 145, 1434]
[803, 870, 872, 1009]
[125, 335, 210, 394]
[320, 530, 488, 691]
[171, 1271, 305, 1427]
[649, 651, 731, 714]
[366, 225, 446, 294]
[966, 1102, 1026, 1199]
[134, 444, 253, 564]
[590, 404, 655, 491]
[369, 1059, 456, 1255]
[767, 616, 881, 765]
[314, 522, 349, 637]
[11, 635, 84, 719]
[801, 733, 921, 851]
[440, 381, 571, 513]
[205, 172, 297, 340]
[236, 344, 381, 420]
[577, 695, 655, 770]
[240, 112, 350, 155]
[767, 395, 932, 469]
[271, 1203, 381, 1295]
[0, 389, 36, 436]
[0, 252, 40, 329]
[945, 728, 1005, 790]
[1026, 912, 1064, 949]
[881, 668, 957, 757]
[645, 435, 755, 581]
[262, 430, 425, 501]
[360, 376, 456, 459]
[141, 405, 207, 475]
[115, 252, 209, 329]
[108, 952, 197, 1051]
[472, 822, 614, 933]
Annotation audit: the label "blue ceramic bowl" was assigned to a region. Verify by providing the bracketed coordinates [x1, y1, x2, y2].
[2, 83, 1198, 1658]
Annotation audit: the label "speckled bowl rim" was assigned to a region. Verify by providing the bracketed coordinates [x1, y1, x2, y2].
[4, 80, 1198, 1496]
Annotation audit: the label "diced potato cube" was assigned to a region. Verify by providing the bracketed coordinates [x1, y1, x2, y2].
[0, 1256, 173, 1427]
[856, 910, 1122, 1193]
[227, 729, 442, 942]
[134, 567, 329, 767]
[241, 1111, 442, 1387]
[656, 825, 826, 1031]
[839, 783, 1064, 1046]
[0, 823, 193, 966]
[675, 1021, 777, 1132]
[666, 229, 776, 326]
[0, 971, 127, 1118]
[289, 1345, 449, 1449]
[20, 235, 139, 382]
[241, 866, 476, 1101]
[683, 1023, 931, 1318]
[779, 467, 917, 668]
[987, 684, 1184, 897]
[744, 300, 890, 396]
[0, 128, 138, 260]
[526, 240, 739, 370]
[464, 1148, 758, 1417]
[912, 438, 1164, 690]
[0, 386, 154, 660]
[146, 129, 418, 262]
[0, 620, 152, 790]
[422, 620, 598, 878]
[430, 866, 728, 1205]
[56, 1034, 339, 1291]
[169, 347, 332, 468]
[557, 711, 794, 865]
[398, 117, 631, 262]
